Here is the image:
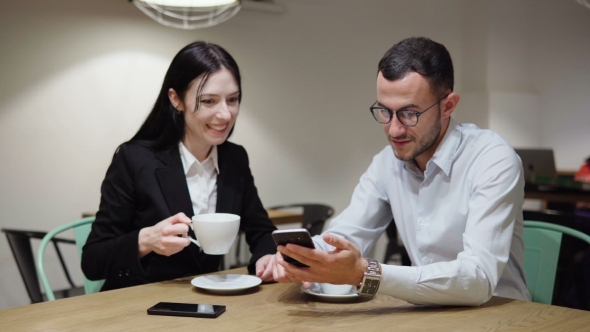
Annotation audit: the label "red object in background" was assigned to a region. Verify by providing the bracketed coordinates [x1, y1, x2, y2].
[575, 158, 590, 183]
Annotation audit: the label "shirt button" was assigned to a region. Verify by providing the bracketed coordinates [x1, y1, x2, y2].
[420, 220, 426, 226]
[423, 181, 429, 187]
[423, 257, 431, 264]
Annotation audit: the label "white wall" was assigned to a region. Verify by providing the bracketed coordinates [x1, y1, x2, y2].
[532, 1, 590, 169]
[1, 0, 589, 309]
[460, 0, 590, 168]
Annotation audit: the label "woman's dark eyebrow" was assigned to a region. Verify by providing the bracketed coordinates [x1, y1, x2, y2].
[200, 91, 240, 97]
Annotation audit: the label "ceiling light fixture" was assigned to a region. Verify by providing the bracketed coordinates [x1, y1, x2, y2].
[131, 0, 242, 30]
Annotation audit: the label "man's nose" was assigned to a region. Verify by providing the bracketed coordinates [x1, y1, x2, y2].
[387, 115, 407, 137]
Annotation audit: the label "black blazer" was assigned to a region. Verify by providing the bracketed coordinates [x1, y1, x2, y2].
[81, 140, 277, 291]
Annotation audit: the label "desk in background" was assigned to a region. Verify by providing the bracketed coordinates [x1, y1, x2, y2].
[82, 209, 303, 227]
[525, 183, 590, 204]
[524, 173, 590, 212]
[265, 209, 303, 226]
[1, 267, 589, 331]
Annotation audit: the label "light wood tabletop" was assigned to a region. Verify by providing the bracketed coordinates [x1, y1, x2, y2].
[1, 268, 589, 331]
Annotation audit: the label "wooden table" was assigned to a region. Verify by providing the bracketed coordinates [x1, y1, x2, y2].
[1, 268, 589, 331]
[82, 209, 303, 227]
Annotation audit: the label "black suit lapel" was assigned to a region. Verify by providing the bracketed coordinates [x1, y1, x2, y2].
[154, 146, 205, 269]
[155, 148, 194, 218]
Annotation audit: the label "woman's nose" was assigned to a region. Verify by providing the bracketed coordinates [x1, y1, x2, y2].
[215, 102, 232, 120]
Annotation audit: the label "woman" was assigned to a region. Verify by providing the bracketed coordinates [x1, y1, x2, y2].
[81, 41, 277, 291]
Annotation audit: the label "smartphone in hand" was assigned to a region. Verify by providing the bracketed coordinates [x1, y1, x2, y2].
[272, 229, 315, 267]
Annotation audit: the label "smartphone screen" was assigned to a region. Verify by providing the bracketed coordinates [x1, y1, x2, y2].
[147, 302, 226, 318]
[272, 229, 315, 267]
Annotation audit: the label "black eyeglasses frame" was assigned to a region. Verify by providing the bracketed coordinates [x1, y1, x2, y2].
[370, 93, 450, 127]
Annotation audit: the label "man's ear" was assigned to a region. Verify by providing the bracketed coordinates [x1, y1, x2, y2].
[168, 88, 183, 111]
[441, 92, 460, 119]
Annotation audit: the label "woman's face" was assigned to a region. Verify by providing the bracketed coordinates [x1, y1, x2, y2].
[169, 68, 240, 160]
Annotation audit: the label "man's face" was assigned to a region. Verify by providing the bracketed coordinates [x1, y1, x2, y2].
[376, 72, 445, 167]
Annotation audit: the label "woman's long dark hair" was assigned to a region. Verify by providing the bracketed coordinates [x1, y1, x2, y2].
[132, 41, 241, 149]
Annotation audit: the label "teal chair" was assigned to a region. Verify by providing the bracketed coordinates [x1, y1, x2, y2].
[36, 217, 105, 301]
[523, 220, 590, 304]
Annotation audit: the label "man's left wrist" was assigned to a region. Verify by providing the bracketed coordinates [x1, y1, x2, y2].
[357, 257, 381, 296]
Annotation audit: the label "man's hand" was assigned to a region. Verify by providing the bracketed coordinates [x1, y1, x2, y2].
[276, 233, 367, 286]
[138, 212, 191, 258]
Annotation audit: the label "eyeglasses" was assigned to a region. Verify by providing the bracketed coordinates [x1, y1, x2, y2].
[370, 94, 449, 127]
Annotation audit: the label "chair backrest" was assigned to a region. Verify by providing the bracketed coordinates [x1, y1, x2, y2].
[383, 219, 411, 266]
[268, 203, 334, 236]
[523, 220, 590, 304]
[1, 228, 77, 303]
[36, 217, 105, 301]
[72, 219, 105, 294]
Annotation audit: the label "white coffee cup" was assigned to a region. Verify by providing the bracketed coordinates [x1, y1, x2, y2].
[189, 213, 240, 255]
[320, 283, 354, 295]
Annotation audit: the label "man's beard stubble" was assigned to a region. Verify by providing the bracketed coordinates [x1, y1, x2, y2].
[389, 112, 441, 162]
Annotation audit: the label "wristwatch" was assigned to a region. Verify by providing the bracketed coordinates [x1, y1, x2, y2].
[357, 258, 381, 296]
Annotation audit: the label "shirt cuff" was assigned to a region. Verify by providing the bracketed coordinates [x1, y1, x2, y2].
[379, 264, 418, 302]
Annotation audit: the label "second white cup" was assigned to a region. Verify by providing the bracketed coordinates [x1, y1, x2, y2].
[190, 213, 240, 255]
[320, 283, 354, 295]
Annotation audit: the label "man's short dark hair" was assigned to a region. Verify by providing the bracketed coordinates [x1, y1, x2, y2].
[378, 37, 454, 98]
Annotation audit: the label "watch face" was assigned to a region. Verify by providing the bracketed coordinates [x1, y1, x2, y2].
[360, 277, 379, 295]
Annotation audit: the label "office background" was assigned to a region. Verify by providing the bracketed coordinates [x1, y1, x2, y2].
[1, 0, 589, 309]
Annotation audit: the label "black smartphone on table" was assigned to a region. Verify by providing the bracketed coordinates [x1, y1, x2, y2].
[147, 302, 226, 318]
[272, 228, 316, 267]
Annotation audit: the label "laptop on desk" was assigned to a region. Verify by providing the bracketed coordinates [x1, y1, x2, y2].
[514, 148, 557, 183]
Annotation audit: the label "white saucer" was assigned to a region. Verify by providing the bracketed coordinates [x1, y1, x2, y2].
[301, 283, 359, 302]
[191, 274, 262, 294]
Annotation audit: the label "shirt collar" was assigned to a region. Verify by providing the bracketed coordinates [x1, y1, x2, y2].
[178, 142, 220, 175]
[428, 117, 462, 177]
[208, 145, 220, 174]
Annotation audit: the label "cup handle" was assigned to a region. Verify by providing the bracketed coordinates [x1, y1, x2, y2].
[188, 223, 200, 247]
[188, 236, 201, 247]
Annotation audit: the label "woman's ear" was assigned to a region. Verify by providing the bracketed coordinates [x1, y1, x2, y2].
[441, 92, 460, 119]
[168, 88, 183, 111]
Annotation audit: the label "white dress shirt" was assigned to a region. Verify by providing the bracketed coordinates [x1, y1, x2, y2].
[179, 143, 219, 216]
[315, 118, 531, 306]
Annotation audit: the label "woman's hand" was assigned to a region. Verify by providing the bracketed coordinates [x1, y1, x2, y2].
[255, 254, 276, 282]
[138, 213, 192, 258]
[269, 251, 307, 285]
[255, 253, 306, 284]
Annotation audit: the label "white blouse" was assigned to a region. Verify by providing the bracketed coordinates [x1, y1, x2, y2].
[178, 142, 219, 216]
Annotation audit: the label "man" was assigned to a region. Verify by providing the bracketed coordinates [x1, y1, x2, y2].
[273, 37, 531, 306]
